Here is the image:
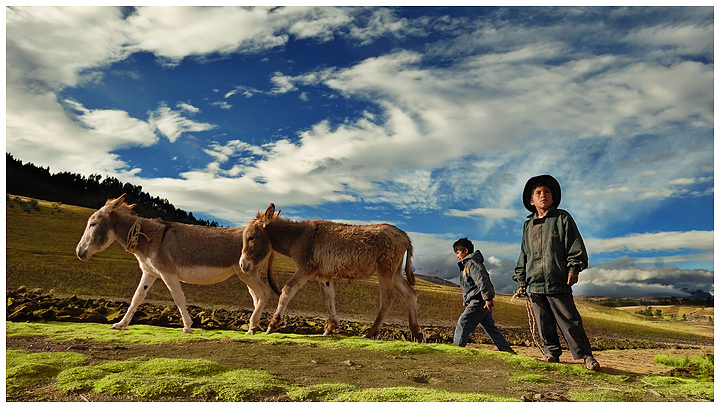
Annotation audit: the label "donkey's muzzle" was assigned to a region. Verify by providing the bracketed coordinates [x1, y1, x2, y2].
[239, 255, 253, 272]
[76, 244, 89, 261]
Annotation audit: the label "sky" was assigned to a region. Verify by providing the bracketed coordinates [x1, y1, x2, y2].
[5, 5, 715, 298]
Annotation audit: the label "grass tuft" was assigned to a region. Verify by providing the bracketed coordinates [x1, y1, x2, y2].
[326, 385, 520, 402]
[288, 382, 361, 401]
[568, 387, 646, 402]
[654, 353, 714, 380]
[57, 357, 287, 401]
[6, 349, 85, 394]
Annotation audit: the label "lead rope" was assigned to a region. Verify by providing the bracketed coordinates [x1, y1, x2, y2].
[125, 217, 150, 254]
[512, 289, 545, 354]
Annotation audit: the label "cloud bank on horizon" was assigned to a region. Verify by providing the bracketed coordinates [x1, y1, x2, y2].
[5, 6, 714, 298]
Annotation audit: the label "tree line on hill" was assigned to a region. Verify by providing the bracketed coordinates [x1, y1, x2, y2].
[6, 153, 220, 227]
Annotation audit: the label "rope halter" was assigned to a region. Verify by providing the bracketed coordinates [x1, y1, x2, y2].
[124, 217, 151, 253]
[512, 288, 545, 354]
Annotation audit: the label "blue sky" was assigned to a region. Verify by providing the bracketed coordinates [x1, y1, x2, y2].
[5, 5, 714, 298]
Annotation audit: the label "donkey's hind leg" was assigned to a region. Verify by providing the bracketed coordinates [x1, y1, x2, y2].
[392, 270, 423, 341]
[112, 271, 157, 331]
[365, 274, 395, 339]
[318, 280, 338, 335]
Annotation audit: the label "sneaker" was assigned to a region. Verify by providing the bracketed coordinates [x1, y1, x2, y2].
[542, 355, 559, 363]
[585, 357, 600, 371]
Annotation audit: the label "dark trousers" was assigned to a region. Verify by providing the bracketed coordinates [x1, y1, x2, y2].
[530, 293, 594, 360]
[454, 302, 513, 351]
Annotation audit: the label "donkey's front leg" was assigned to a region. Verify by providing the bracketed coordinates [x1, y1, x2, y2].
[112, 272, 157, 331]
[236, 269, 271, 335]
[159, 272, 194, 333]
[267, 272, 312, 334]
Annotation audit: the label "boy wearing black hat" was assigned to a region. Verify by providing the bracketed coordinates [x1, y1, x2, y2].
[513, 175, 600, 371]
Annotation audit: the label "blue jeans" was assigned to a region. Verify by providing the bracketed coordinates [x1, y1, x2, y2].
[453, 302, 513, 351]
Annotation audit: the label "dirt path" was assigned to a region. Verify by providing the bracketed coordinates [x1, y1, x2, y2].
[6, 334, 713, 402]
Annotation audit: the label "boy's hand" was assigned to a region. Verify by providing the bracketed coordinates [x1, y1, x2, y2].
[567, 272, 579, 286]
[484, 300, 494, 311]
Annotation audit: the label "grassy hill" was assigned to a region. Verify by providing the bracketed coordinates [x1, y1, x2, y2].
[6, 195, 713, 348]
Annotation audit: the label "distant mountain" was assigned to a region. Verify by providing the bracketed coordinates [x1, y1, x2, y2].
[415, 274, 459, 288]
[681, 288, 713, 300]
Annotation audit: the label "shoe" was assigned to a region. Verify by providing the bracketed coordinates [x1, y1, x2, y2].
[499, 348, 517, 354]
[585, 357, 600, 371]
[542, 355, 559, 363]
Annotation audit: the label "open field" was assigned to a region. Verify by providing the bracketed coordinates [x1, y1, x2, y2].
[5, 195, 715, 401]
[6, 322, 714, 402]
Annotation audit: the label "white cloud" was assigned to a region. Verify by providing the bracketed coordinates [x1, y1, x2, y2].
[124, 7, 289, 65]
[445, 208, 519, 220]
[574, 257, 714, 297]
[624, 22, 714, 58]
[586, 230, 713, 254]
[177, 102, 200, 114]
[211, 101, 233, 110]
[148, 104, 216, 143]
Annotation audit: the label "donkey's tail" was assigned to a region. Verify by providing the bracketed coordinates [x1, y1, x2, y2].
[266, 251, 281, 296]
[404, 243, 415, 286]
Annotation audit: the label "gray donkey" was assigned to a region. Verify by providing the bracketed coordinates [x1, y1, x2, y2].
[76, 195, 278, 333]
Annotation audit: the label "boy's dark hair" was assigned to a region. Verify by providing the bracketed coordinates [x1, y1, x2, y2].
[453, 237, 474, 254]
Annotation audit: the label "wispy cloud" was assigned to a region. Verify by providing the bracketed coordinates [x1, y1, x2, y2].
[445, 208, 519, 220]
[586, 230, 713, 254]
[148, 103, 215, 143]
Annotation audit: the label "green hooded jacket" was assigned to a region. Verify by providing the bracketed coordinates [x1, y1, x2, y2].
[513, 207, 588, 295]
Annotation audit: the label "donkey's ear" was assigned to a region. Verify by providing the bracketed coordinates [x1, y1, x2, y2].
[273, 210, 281, 218]
[107, 193, 127, 207]
[263, 203, 276, 220]
[261, 203, 276, 227]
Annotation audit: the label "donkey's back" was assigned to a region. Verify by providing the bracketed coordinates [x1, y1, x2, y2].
[158, 222, 245, 268]
[308, 221, 412, 281]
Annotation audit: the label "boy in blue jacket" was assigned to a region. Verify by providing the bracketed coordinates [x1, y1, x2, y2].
[453, 237, 515, 352]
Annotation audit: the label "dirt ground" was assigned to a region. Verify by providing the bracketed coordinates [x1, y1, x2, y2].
[6, 334, 713, 402]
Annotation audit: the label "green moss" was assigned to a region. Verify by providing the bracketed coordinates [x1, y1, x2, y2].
[6, 349, 85, 394]
[290, 382, 520, 402]
[328, 386, 519, 402]
[568, 387, 646, 402]
[642, 375, 714, 399]
[7, 321, 244, 344]
[56, 357, 287, 401]
[288, 382, 361, 401]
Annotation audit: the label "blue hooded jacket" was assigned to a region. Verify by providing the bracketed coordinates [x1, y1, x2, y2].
[457, 250, 495, 305]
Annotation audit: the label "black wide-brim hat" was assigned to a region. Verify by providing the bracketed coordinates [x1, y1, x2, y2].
[523, 174, 561, 213]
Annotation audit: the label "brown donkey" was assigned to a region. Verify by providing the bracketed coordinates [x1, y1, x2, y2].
[239, 203, 423, 340]
[76, 194, 276, 334]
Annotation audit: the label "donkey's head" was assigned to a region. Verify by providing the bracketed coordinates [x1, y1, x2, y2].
[239, 203, 280, 272]
[76, 194, 133, 260]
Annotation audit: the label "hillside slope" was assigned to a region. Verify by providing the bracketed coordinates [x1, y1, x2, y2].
[6, 195, 713, 348]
